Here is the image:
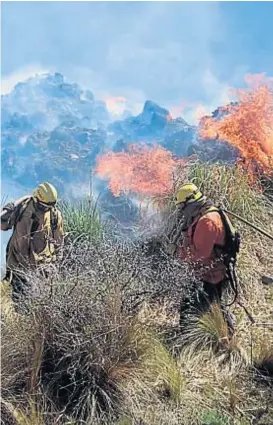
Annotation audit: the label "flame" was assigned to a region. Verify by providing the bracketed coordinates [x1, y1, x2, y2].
[199, 75, 273, 175]
[96, 144, 179, 197]
[244, 73, 273, 90]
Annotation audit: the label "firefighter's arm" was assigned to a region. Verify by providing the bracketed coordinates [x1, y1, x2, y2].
[1, 197, 30, 231]
[187, 217, 219, 262]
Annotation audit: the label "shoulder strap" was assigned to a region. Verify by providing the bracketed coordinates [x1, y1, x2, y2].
[216, 207, 240, 258]
[216, 207, 236, 236]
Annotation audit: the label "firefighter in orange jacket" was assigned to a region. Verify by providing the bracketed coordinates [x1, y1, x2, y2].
[171, 183, 235, 332]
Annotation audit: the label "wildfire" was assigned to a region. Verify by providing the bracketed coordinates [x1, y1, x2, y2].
[96, 74, 273, 200]
[199, 75, 273, 175]
[96, 144, 179, 197]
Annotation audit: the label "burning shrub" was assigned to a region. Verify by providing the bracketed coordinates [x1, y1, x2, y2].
[199, 75, 273, 176]
[96, 144, 182, 198]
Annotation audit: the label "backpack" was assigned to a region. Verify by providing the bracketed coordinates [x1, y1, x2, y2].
[12, 197, 59, 236]
[216, 207, 241, 266]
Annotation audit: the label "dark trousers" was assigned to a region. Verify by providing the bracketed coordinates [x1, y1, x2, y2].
[5, 268, 31, 314]
[6, 266, 50, 314]
[179, 280, 234, 333]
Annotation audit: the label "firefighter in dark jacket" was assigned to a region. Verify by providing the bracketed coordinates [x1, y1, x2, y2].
[1, 182, 64, 311]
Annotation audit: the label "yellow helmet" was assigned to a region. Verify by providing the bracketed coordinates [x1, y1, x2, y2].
[175, 183, 202, 206]
[33, 182, 58, 205]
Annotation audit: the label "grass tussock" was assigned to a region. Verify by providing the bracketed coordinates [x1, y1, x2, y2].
[184, 304, 233, 351]
[60, 198, 104, 242]
[154, 160, 270, 219]
[186, 161, 268, 220]
[1, 278, 15, 320]
[2, 281, 147, 423]
[252, 329, 273, 383]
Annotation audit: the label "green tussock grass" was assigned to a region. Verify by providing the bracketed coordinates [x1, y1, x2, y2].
[160, 160, 272, 225]
[187, 161, 268, 220]
[60, 197, 104, 241]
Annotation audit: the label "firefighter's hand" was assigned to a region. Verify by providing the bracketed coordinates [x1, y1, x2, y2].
[165, 243, 177, 256]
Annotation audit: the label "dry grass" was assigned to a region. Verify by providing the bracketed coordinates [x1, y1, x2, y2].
[1, 163, 273, 425]
[1, 278, 15, 320]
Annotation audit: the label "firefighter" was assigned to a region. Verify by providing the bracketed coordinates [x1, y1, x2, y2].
[1, 182, 64, 312]
[170, 183, 238, 334]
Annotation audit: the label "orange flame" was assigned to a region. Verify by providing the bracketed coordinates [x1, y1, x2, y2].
[96, 144, 178, 197]
[199, 75, 273, 175]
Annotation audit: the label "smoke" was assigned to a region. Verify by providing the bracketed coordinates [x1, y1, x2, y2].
[168, 70, 235, 126]
[1, 64, 50, 95]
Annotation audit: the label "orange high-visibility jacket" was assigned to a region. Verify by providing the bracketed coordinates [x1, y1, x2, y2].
[178, 209, 226, 284]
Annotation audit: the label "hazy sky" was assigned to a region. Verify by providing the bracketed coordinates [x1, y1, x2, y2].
[2, 1, 273, 115]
